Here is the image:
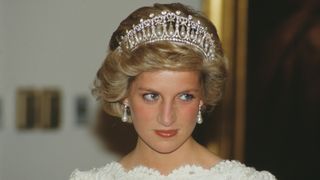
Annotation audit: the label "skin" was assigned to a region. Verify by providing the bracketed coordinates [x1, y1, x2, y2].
[120, 70, 221, 175]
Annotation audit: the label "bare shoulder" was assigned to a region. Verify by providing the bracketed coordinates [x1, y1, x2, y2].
[118, 150, 136, 170]
[195, 142, 222, 169]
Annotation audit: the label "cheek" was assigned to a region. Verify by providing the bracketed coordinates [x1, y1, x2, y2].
[130, 102, 154, 122]
[130, 103, 157, 134]
[179, 104, 198, 122]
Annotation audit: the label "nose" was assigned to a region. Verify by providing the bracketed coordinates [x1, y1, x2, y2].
[158, 100, 176, 127]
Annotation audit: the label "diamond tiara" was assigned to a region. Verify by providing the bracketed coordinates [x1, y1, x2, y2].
[118, 10, 217, 61]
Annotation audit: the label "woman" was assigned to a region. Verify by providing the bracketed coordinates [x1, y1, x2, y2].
[70, 3, 276, 179]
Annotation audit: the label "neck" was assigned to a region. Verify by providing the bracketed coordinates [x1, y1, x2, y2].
[123, 137, 206, 175]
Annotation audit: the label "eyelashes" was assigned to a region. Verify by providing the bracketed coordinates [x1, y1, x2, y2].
[142, 92, 195, 102]
[143, 93, 159, 102]
[179, 93, 194, 101]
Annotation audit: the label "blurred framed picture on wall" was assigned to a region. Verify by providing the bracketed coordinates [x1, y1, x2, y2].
[16, 88, 61, 130]
[39, 89, 61, 129]
[75, 95, 89, 126]
[16, 88, 39, 129]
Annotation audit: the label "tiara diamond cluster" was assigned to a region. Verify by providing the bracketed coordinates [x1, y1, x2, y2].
[118, 10, 216, 61]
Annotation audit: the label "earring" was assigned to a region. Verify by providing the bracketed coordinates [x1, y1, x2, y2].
[122, 103, 129, 122]
[197, 105, 203, 124]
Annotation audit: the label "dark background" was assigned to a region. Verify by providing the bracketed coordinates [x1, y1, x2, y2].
[245, 0, 320, 179]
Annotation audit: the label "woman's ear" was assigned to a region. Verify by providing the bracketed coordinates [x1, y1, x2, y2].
[199, 99, 204, 107]
[123, 98, 129, 106]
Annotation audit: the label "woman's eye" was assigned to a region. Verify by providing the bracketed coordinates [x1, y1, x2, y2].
[179, 93, 194, 101]
[143, 93, 159, 102]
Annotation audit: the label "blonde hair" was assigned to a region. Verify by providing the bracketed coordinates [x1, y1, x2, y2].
[93, 3, 228, 118]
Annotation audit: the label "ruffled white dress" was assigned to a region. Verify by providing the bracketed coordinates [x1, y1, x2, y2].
[70, 160, 276, 180]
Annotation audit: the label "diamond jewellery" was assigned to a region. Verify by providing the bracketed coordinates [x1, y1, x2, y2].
[118, 10, 217, 61]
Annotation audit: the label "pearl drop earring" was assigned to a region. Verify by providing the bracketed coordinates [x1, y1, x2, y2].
[197, 105, 203, 124]
[122, 103, 129, 122]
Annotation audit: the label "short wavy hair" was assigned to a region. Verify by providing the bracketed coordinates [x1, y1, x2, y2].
[92, 3, 228, 118]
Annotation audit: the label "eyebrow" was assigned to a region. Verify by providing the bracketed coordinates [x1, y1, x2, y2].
[137, 87, 160, 93]
[137, 87, 200, 93]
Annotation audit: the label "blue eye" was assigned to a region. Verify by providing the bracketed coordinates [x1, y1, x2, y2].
[143, 93, 159, 102]
[179, 93, 194, 101]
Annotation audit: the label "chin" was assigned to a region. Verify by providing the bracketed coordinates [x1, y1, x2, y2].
[150, 142, 182, 154]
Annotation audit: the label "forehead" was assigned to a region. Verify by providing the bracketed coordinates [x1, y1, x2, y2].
[130, 70, 201, 91]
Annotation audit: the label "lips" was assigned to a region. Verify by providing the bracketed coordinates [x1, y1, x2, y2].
[154, 129, 178, 138]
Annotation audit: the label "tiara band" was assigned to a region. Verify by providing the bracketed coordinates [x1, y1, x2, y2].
[118, 10, 217, 61]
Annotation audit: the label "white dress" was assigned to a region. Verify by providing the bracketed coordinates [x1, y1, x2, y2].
[70, 160, 276, 180]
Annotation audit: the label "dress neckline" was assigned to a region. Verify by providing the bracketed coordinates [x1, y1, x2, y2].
[108, 159, 235, 177]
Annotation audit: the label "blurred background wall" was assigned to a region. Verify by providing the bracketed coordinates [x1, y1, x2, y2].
[0, 0, 5, 178]
[0, 1, 201, 180]
[245, 0, 320, 179]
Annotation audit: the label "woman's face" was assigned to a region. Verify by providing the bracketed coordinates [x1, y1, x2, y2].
[126, 70, 203, 154]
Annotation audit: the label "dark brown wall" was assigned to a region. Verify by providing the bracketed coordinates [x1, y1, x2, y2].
[246, 0, 320, 179]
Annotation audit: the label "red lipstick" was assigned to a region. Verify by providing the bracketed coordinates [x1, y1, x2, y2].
[154, 129, 178, 138]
